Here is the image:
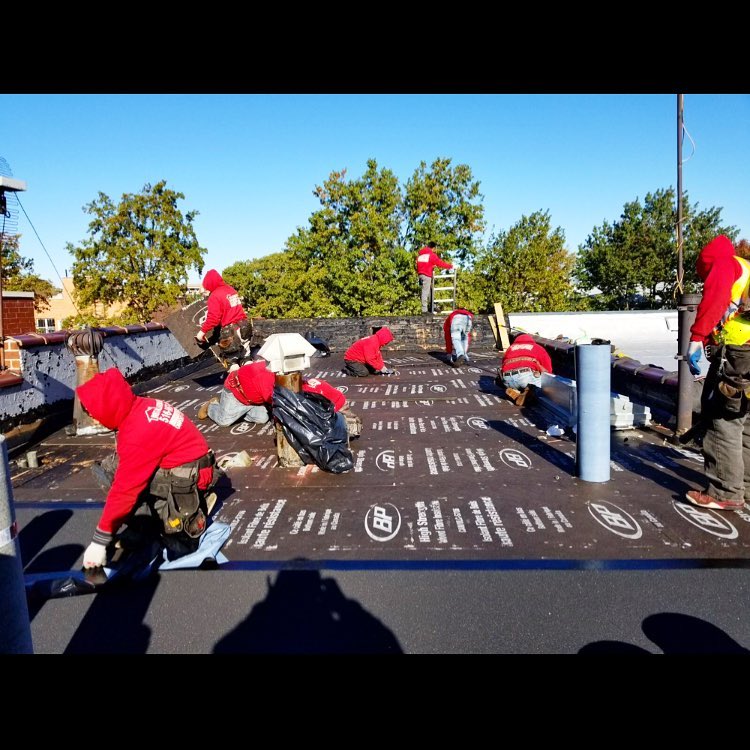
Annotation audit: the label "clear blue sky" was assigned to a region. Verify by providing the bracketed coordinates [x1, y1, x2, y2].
[2, 93, 748, 286]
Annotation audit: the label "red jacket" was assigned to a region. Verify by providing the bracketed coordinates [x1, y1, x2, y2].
[501, 334, 553, 375]
[443, 309, 474, 353]
[416, 247, 453, 277]
[302, 377, 346, 411]
[77, 368, 212, 537]
[226, 361, 275, 405]
[200, 269, 247, 333]
[344, 327, 394, 371]
[690, 235, 742, 344]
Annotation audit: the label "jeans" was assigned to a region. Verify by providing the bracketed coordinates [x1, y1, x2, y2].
[450, 314, 472, 361]
[419, 274, 432, 313]
[343, 360, 378, 377]
[502, 369, 542, 390]
[702, 345, 750, 502]
[207, 388, 269, 427]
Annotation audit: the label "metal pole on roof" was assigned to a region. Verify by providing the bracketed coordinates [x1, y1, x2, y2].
[0, 435, 33, 653]
[675, 94, 698, 436]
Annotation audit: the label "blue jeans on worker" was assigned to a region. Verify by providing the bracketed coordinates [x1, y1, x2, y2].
[207, 388, 269, 427]
[502, 368, 542, 391]
[450, 314, 472, 362]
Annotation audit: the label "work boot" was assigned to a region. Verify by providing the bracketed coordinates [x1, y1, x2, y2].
[505, 387, 521, 402]
[197, 396, 219, 420]
[454, 355, 466, 368]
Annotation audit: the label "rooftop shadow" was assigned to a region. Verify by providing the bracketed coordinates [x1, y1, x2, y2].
[213, 567, 403, 654]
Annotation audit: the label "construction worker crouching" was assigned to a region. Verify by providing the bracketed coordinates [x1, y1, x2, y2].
[342, 327, 395, 377]
[499, 333, 553, 407]
[195, 268, 253, 368]
[197, 360, 275, 426]
[78, 368, 217, 569]
[444, 308, 474, 367]
[685, 235, 750, 512]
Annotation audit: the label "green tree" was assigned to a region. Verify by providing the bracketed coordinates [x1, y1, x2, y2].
[0, 233, 58, 311]
[403, 157, 485, 265]
[465, 211, 576, 314]
[575, 188, 737, 310]
[66, 181, 206, 324]
[282, 160, 415, 317]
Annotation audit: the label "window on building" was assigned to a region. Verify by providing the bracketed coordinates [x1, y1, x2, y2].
[37, 318, 56, 333]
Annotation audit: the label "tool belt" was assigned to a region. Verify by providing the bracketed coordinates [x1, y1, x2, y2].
[709, 344, 750, 416]
[218, 319, 253, 352]
[150, 451, 216, 538]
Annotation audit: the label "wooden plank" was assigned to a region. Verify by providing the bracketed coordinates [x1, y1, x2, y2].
[487, 314, 500, 349]
[494, 302, 511, 350]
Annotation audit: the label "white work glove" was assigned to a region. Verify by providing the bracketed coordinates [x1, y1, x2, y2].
[195, 329, 206, 343]
[687, 341, 703, 376]
[83, 541, 107, 569]
[380, 367, 395, 375]
[228, 363, 240, 373]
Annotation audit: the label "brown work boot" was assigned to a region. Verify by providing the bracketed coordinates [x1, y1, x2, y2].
[197, 396, 219, 420]
[514, 387, 530, 406]
[505, 387, 521, 402]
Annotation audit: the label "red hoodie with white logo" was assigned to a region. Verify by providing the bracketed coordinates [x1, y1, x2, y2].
[302, 377, 346, 411]
[416, 247, 453, 277]
[77, 368, 212, 539]
[200, 269, 247, 333]
[443, 308, 474, 354]
[690, 235, 743, 344]
[501, 334, 553, 375]
[344, 327, 394, 371]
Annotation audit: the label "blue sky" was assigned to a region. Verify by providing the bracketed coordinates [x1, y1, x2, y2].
[2, 93, 748, 286]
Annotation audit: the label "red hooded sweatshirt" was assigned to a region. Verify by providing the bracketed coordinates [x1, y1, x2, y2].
[302, 377, 346, 411]
[200, 269, 247, 333]
[501, 334, 553, 375]
[344, 327, 394, 371]
[225, 361, 275, 405]
[443, 308, 474, 354]
[78, 368, 212, 540]
[690, 235, 743, 344]
[416, 247, 453, 277]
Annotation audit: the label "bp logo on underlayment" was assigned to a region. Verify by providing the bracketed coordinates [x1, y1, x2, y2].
[230, 422, 256, 436]
[376, 450, 396, 472]
[498, 448, 531, 469]
[672, 500, 739, 539]
[365, 503, 401, 542]
[587, 500, 643, 539]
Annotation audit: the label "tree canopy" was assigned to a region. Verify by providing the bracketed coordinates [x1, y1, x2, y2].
[575, 188, 737, 310]
[67, 180, 206, 324]
[461, 211, 578, 314]
[0, 234, 58, 311]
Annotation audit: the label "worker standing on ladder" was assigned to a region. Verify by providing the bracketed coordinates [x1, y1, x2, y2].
[416, 242, 453, 315]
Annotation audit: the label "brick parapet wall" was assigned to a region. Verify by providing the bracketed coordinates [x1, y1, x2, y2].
[2, 297, 36, 337]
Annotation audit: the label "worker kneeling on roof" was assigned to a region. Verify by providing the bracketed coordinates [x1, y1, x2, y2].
[78, 368, 217, 569]
[342, 327, 395, 377]
[499, 333, 553, 407]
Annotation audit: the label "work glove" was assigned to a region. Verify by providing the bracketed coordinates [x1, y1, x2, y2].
[195, 329, 206, 343]
[380, 367, 395, 375]
[83, 541, 107, 569]
[687, 341, 703, 376]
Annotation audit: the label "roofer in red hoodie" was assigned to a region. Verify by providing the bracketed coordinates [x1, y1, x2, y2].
[444, 308, 474, 367]
[684, 235, 750, 512]
[343, 327, 395, 377]
[197, 360, 276, 426]
[416, 242, 453, 314]
[195, 268, 253, 367]
[78, 368, 216, 569]
[499, 333, 553, 406]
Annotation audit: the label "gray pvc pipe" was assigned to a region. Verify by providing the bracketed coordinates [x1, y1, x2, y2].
[575, 343, 611, 483]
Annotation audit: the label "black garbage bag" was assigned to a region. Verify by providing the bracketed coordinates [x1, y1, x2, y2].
[273, 385, 353, 474]
[304, 330, 331, 357]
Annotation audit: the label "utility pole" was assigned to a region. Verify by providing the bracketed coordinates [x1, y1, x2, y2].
[675, 94, 700, 435]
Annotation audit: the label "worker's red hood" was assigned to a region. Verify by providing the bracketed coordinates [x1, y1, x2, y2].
[202, 269, 224, 292]
[512, 334, 536, 345]
[77, 368, 136, 430]
[696, 235, 735, 281]
[375, 327, 394, 346]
